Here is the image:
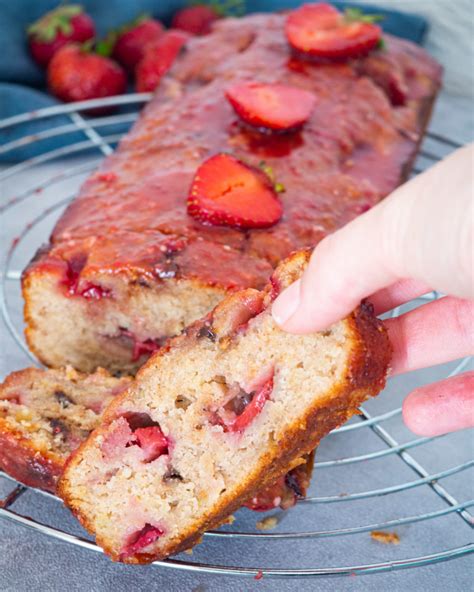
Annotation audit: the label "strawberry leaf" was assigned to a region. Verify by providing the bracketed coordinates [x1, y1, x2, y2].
[96, 32, 117, 57]
[27, 4, 83, 41]
[344, 7, 384, 24]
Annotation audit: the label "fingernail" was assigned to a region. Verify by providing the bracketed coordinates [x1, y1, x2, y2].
[272, 280, 301, 326]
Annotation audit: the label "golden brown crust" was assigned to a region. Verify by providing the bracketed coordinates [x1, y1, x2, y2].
[59, 250, 391, 563]
[0, 419, 62, 492]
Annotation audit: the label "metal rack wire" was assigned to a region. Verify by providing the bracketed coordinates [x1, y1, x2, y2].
[0, 95, 472, 579]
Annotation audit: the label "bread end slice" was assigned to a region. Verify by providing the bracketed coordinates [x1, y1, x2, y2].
[59, 250, 391, 563]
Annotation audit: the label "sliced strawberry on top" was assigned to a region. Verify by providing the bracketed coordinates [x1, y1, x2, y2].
[187, 154, 283, 229]
[226, 82, 316, 132]
[285, 3, 382, 60]
[134, 426, 169, 463]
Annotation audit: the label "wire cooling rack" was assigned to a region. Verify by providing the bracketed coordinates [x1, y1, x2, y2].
[0, 95, 472, 579]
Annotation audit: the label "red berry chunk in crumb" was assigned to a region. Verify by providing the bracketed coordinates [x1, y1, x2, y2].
[228, 377, 273, 433]
[135, 30, 189, 92]
[121, 523, 163, 557]
[172, 5, 220, 36]
[285, 3, 382, 60]
[225, 82, 316, 132]
[187, 154, 283, 229]
[134, 426, 169, 463]
[119, 329, 164, 362]
[214, 375, 274, 434]
[102, 413, 169, 463]
[112, 18, 164, 72]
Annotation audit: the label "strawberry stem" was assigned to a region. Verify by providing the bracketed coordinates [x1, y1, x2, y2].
[27, 4, 83, 41]
[344, 7, 384, 25]
[95, 32, 117, 57]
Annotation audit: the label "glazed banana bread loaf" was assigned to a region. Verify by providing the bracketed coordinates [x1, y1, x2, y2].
[23, 6, 441, 374]
[59, 251, 391, 563]
[0, 366, 313, 510]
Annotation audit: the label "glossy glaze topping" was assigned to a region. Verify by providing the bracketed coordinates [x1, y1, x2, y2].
[27, 12, 441, 292]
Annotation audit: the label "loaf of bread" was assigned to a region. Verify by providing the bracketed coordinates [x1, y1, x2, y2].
[59, 251, 391, 563]
[0, 365, 313, 510]
[23, 10, 441, 375]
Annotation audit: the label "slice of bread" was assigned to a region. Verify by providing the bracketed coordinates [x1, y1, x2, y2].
[0, 366, 314, 509]
[0, 367, 131, 492]
[59, 251, 391, 563]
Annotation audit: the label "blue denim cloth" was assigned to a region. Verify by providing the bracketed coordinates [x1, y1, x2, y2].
[0, 1, 427, 161]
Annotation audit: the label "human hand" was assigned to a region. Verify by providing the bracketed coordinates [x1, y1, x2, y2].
[272, 144, 474, 436]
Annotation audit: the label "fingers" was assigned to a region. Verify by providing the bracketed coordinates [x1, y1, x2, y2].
[272, 145, 474, 334]
[370, 278, 432, 315]
[403, 372, 474, 436]
[386, 296, 474, 376]
[272, 212, 397, 333]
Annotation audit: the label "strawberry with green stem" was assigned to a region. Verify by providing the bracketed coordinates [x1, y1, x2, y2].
[27, 4, 95, 67]
[103, 14, 165, 73]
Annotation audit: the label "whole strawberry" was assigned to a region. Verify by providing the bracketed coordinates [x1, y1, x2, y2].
[47, 43, 127, 103]
[135, 30, 189, 93]
[27, 4, 95, 67]
[171, 5, 220, 36]
[112, 15, 164, 72]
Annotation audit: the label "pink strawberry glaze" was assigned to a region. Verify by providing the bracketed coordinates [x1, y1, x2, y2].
[62, 254, 111, 300]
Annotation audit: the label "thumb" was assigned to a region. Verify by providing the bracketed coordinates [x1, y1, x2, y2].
[272, 144, 474, 334]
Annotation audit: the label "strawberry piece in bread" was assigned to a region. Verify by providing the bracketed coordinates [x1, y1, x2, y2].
[226, 82, 316, 132]
[286, 3, 382, 60]
[187, 154, 283, 229]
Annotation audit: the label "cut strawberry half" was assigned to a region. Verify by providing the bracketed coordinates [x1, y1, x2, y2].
[225, 82, 316, 132]
[285, 3, 382, 60]
[187, 154, 283, 229]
